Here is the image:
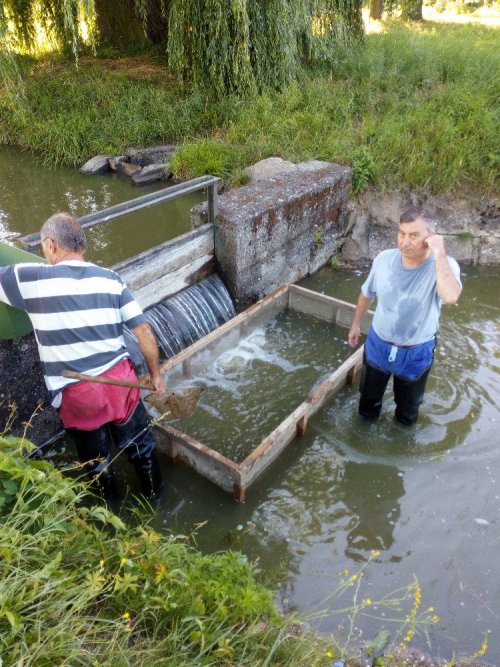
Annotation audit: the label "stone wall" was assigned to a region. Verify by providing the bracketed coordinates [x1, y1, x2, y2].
[340, 188, 499, 265]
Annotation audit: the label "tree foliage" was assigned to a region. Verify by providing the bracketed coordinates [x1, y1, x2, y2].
[167, 0, 363, 93]
[1, 0, 364, 94]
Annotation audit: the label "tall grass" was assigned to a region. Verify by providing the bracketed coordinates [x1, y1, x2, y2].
[0, 434, 329, 665]
[0, 21, 498, 193]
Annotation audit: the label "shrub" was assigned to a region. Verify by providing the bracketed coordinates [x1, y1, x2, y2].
[171, 139, 235, 180]
[352, 146, 376, 194]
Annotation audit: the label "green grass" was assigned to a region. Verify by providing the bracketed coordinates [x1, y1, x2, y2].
[0, 434, 332, 666]
[0, 21, 498, 193]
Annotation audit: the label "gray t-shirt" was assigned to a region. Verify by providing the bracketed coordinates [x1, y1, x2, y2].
[361, 249, 461, 346]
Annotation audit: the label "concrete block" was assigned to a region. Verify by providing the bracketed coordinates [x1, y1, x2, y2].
[203, 162, 351, 308]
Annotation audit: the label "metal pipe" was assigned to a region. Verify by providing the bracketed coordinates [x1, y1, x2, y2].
[21, 175, 220, 251]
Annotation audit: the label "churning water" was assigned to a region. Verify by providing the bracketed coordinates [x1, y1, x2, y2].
[174, 309, 353, 462]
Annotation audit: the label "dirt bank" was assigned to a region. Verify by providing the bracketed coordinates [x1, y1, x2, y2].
[0, 333, 61, 443]
[341, 188, 499, 265]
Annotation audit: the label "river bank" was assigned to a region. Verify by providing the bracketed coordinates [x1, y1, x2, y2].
[1, 22, 498, 195]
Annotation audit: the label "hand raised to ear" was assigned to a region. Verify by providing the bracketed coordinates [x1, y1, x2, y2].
[425, 232, 446, 257]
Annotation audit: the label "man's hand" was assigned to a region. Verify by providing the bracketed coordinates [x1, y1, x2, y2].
[425, 231, 446, 257]
[148, 371, 166, 394]
[133, 322, 166, 392]
[348, 325, 361, 348]
[425, 232, 462, 304]
[347, 293, 374, 348]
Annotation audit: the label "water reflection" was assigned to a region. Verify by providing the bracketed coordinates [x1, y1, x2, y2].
[341, 461, 404, 561]
[0, 145, 203, 265]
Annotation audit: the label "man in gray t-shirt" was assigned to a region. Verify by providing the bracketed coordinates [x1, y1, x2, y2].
[348, 206, 462, 425]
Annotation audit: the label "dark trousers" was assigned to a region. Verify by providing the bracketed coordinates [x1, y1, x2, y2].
[67, 400, 163, 501]
[358, 356, 432, 425]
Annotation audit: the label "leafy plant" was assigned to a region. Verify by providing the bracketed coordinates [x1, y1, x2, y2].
[171, 139, 235, 180]
[314, 228, 325, 246]
[0, 433, 330, 665]
[330, 255, 341, 270]
[352, 146, 376, 195]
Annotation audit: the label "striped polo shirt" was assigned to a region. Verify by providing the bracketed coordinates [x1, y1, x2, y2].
[0, 260, 146, 408]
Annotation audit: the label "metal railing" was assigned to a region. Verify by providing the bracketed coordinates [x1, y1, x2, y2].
[21, 175, 220, 251]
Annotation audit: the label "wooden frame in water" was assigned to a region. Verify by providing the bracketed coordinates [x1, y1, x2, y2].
[149, 283, 373, 502]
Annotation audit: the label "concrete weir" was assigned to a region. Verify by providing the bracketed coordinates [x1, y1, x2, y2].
[193, 161, 352, 309]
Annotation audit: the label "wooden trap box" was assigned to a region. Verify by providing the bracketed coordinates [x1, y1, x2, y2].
[151, 283, 372, 502]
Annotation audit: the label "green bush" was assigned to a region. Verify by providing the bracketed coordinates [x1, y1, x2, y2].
[352, 146, 376, 194]
[171, 139, 235, 180]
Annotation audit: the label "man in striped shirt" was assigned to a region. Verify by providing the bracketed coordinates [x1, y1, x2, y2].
[0, 212, 165, 501]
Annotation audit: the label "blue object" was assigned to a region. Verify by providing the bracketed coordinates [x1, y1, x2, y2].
[365, 327, 435, 380]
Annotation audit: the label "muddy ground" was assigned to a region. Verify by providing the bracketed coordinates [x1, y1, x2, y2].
[0, 332, 61, 444]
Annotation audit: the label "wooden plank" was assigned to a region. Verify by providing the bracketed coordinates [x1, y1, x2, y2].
[305, 346, 364, 409]
[114, 225, 214, 292]
[239, 402, 311, 488]
[288, 290, 336, 323]
[290, 284, 373, 333]
[155, 284, 290, 375]
[239, 346, 365, 490]
[154, 422, 242, 494]
[130, 254, 214, 310]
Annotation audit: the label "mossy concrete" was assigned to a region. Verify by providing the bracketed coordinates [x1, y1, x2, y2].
[193, 161, 352, 309]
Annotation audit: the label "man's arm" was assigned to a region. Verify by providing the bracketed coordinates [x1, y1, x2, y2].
[425, 234, 462, 305]
[132, 322, 166, 393]
[348, 293, 374, 348]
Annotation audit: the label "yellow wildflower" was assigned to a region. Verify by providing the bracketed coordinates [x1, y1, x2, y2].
[432, 615, 440, 623]
[122, 611, 130, 620]
[363, 598, 372, 606]
[120, 557, 127, 567]
[99, 559, 105, 567]
[326, 650, 333, 658]
[371, 550, 381, 557]
[478, 637, 488, 656]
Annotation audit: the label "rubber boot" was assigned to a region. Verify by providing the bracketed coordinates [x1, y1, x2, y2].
[68, 425, 117, 502]
[92, 465, 117, 502]
[111, 401, 164, 504]
[134, 453, 164, 505]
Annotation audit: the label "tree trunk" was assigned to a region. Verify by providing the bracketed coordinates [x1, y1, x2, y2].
[143, 0, 169, 45]
[401, 0, 423, 20]
[94, 0, 146, 49]
[369, 0, 383, 20]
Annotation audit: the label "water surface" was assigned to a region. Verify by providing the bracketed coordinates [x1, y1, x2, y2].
[0, 145, 203, 265]
[173, 310, 353, 462]
[154, 265, 499, 663]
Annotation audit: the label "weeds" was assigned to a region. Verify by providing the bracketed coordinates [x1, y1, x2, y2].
[0, 433, 331, 665]
[1, 21, 498, 192]
[352, 146, 376, 194]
